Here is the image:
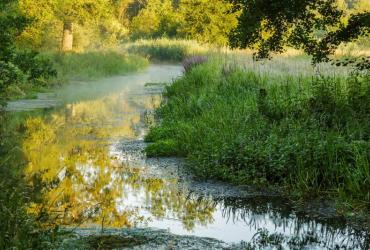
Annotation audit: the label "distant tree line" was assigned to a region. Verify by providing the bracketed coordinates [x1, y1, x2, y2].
[1, 0, 369, 62]
[11, 0, 368, 57]
[16, 0, 239, 51]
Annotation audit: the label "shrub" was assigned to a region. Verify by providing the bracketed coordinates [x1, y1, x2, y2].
[0, 51, 57, 102]
[0, 61, 25, 91]
[13, 51, 57, 85]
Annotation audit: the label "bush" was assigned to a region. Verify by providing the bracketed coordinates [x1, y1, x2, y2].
[146, 61, 370, 207]
[0, 51, 57, 102]
[13, 51, 57, 85]
[0, 61, 25, 91]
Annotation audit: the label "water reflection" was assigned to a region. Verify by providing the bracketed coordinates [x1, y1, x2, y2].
[24, 95, 144, 228]
[19, 65, 369, 248]
[23, 92, 217, 231]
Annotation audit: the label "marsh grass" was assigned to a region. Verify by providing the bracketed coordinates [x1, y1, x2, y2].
[123, 38, 219, 62]
[44, 51, 149, 82]
[146, 60, 370, 209]
[123, 39, 369, 77]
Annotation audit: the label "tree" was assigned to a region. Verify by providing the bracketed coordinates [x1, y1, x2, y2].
[0, 1, 56, 104]
[230, 0, 370, 63]
[0, 0, 26, 98]
[129, 0, 180, 39]
[55, 0, 113, 51]
[0, 0, 28, 61]
[178, 0, 239, 45]
[112, 0, 135, 27]
[19, 0, 113, 51]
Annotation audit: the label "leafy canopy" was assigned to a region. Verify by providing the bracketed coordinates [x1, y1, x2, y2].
[0, 0, 56, 101]
[0, 0, 28, 60]
[179, 0, 239, 45]
[231, 0, 370, 63]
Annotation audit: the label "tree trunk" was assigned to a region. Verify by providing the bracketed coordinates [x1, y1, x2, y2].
[62, 21, 73, 51]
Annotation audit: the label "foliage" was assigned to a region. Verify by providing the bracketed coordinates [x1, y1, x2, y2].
[0, 61, 25, 95]
[231, 0, 370, 63]
[18, 0, 128, 51]
[0, 0, 28, 60]
[14, 51, 57, 84]
[0, 0, 27, 97]
[17, 0, 240, 50]
[0, 0, 56, 102]
[129, 0, 180, 39]
[129, 0, 240, 45]
[146, 61, 370, 208]
[178, 0, 239, 45]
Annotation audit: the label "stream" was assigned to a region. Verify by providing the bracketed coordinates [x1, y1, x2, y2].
[6, 65, 370, 249]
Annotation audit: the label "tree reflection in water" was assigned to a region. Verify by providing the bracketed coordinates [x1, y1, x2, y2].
[22, 92, 216, 231]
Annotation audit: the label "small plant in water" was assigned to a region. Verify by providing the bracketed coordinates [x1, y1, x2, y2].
[182, 56, 208, 73]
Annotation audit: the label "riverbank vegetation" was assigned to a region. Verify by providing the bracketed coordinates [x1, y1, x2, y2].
[143, 0, 370, 212]
[46, 52, 148, 82]
[1, 0, 369, 248]
[3, 52, 149, 101]
[2, 0, 369, 102]
[146, 60, 370, 210]
[124, 39, 214, 62]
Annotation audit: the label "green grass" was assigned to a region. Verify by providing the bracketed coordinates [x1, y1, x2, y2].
[45, 51, 149, 82]
[146, 60, 370, 210]
[122, 38, 356, 77]
[123, 38, 217, 62]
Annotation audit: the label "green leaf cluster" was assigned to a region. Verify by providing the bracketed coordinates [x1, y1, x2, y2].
[130, 0, 239, 45]
[0, 1, 56, 102]
[231, 0, 370, 63]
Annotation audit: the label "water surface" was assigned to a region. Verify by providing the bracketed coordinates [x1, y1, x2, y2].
[9, 65, 369, 249]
